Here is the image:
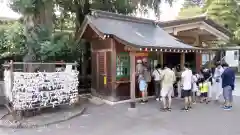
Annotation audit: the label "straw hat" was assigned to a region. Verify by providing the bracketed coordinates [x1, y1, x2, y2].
[142, 58, 148, 63]
[137, 59, 142, 64]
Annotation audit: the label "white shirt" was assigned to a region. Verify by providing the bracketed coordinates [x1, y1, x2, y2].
[152, 68, 161, 81]
[214, 67, 224, 79]
[181, 68, 193, 90]
[192, 75, 198, 92]
[160, 68, 175, 87]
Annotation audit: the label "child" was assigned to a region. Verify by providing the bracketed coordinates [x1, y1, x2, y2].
[192, 72, 199, 103]
[199, 78, 209, 104]
[139, 75, 147, 104]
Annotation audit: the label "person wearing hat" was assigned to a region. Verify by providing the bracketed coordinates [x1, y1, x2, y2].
[141, 58, 151, 103]
[136, 59, 144, 77]
[136, 59, 146, 103]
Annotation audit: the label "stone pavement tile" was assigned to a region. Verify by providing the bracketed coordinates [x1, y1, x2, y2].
[0, 105, 86, 129]
[1, 97, 240, 135]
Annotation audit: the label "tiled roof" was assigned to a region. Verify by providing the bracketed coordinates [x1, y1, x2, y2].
[83, 10, 199, 50]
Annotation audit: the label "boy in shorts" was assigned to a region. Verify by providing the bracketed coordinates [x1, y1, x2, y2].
[199, 78, 209, 103]
[139, 75, 147, 104]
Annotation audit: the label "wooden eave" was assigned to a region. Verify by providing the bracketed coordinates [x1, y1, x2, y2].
[159, 16, 231, 42]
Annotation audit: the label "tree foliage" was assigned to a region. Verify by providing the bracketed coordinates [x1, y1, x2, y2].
[203, 0, 240, 43]
[132, 0, 174, 19]
[182, 0, 204, 8]
[5, 0, 175, 63]
[0, 22, 26, 59]
[180, 0, 240, 44]
[178, 6, 203, 19]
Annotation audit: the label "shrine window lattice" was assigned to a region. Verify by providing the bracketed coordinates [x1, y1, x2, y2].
[116, 52, 130, 80]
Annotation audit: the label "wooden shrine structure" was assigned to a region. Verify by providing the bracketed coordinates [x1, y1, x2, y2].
[79, 10, 232, 103]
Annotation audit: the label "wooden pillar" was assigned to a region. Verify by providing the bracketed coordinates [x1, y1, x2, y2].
[111, 39, 117, 100]
[196, 53, 202, 72]
[130, 51, 136, 108]
[96, 52, 99, 90]
[180, 53, 185, 70]
[160, 52, 164, 66]
[208, 52, 212, 69]
[194, 35, 201, 72]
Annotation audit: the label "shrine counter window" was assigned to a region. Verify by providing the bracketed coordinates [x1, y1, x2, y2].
[116, 52, 130, 80]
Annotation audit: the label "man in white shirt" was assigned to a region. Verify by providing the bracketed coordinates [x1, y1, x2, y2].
[181, 63, 193, 111]
[152, 64, 162, 101]
[160, 64, 176, 111]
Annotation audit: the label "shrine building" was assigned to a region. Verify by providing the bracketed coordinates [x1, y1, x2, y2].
[79, 10, 231, 103]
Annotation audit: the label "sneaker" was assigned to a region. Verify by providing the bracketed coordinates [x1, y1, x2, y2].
[223, 106, 232, 111]
[181, 108, 189, 111]
[156, 98, 159, 101]
[167, 107, 172, 111]
[160, 108, 168, 112]
[140, 100, 145, 104]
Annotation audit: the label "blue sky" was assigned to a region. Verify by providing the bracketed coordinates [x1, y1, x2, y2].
[160, 0, 184, 21]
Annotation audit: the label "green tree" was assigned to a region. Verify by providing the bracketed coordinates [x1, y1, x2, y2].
[178, 6, 203, 19]
[131, 0, 174, 20]
[10, 0, 54, 62]
[0, 22, 26, 59]
[203, 0, 240, 43]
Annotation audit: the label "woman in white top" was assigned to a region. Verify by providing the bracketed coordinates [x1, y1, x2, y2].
[212, 62, 224, 101]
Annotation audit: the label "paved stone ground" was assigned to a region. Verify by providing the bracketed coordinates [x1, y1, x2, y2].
[0, 79, 240, 135]
[0, 97, 239, 135]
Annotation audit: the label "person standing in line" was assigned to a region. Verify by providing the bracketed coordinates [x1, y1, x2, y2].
[136, 59, 145, 103]
[192, 71, 199, 103]
[175, 64, 182, 98]
[199, 77, 209, 103]
[201, 67, 212, 102]
[212, 62, 224, 102]
[142, 58, 151, 103]
[138, 74, 147, 104]
[160, 64, 176, 111]
[221, 63, 235, 110]
[181, 63, 193, 111]
[152, 64, 162, 101]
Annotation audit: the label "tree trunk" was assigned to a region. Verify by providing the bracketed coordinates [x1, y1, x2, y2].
[23, 14, 38, 72]
[22, 1, 53, 71]
[74, 0, 91, 89]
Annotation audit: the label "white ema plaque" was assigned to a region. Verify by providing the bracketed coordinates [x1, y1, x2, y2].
[12, 71, 79, 110]
[65, 65, 73, 72]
